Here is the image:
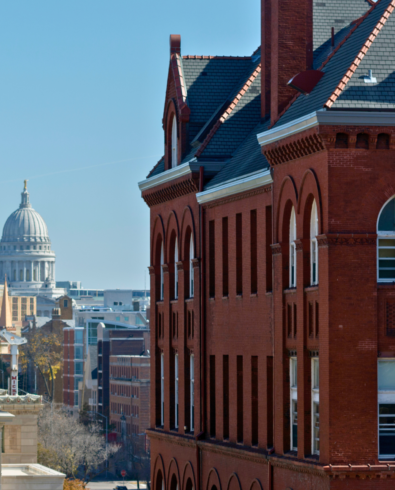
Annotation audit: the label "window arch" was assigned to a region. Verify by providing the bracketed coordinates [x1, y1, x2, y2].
[310, 200, 318, 285]
[289, 207, 297, 288]
[189, 235, 194, 297]
[171, 116, 178, 168]
[378, 197, 395, 282]
[160, 242, 164, 300]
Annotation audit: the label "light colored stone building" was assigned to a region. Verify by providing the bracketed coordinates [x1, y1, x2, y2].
[0, 393, 65, 489]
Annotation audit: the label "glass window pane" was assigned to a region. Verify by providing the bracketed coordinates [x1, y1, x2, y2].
[379, 248, 395, 258]
[379, 269, 395, 279]
[380, 433, 395, 456]
[379, 260, 395, 268]
[378, 362, 395, 391]
[379, 404, 395, 415]
[75, 330, 83, 344]
[379, 199, 395, 232]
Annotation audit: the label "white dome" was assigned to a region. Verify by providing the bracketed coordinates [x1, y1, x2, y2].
[1, 183, 50, 244]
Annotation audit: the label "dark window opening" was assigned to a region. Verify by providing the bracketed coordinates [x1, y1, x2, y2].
[222, 218, 229, 297]
[356, 133, 369, 149]
[266, 206, 273, 292]
[251, 356, 258, 446]
[251, 210, 258, 294]
[223, 355, 229, 440]
[210, 355, 216, 438]
[236, 213, 243, 295]
[335, 133, 348, 148]
[209, 220, 215, 298]
[377, 133, 390, 150]
[237, 356, 243, 443]
[315, 302, 319, 338]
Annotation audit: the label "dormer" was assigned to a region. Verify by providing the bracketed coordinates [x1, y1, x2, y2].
[163, 35, 190, 171]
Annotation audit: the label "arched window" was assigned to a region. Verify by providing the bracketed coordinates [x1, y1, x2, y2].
[171, 116, 178, 168]
[160, 352, 164, 426]
[378, 197, 395, 281]
[290, 207, 297, 288]
[174, 238, 178, 299]
[175, 353, 179, 428]
[160, 242, 164, 300]
[310, 200, 319, 285]
[189, 235, 194, 297]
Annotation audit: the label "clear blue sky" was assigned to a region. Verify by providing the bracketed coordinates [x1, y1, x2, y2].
[0, 1, 260, 290]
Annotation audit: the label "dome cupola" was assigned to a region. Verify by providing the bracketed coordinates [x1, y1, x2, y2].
[1, 181, 50, 244]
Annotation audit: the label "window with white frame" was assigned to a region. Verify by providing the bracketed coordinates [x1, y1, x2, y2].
[290, 207, 297, 288]
[175, 353, 179, 428]
[378, 359, 395, 458]
[190, 235, 194, 297]
[171, 116, 178, 168]
[310, 200, 319, 285]
[160, 242, 164, 300]
[311, 357, 320, 455]
[378, 197, 395, 281]
[174, 238, 178, 299]
[190, 354, 194, 432]
[161, 353, 164, 426]
[290, 356, 298, 451]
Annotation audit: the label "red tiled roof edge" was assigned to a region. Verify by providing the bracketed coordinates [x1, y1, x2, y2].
[270, 2, 377, 128]
[170, 53, 190, 121]
[325, 0, 394, 108]
[146, 157, 165, 179]
[183, 55, 252, 60]
[195, 64, 261, 158]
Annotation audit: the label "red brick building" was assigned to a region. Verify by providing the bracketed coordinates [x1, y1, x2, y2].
[139, 0, 395, 488]
[109, 354, 150, 438]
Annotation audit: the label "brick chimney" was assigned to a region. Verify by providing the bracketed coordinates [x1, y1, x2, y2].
[262, 0, 313, 124]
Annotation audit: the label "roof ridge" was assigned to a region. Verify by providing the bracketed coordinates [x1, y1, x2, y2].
[182, 55, 252, 60]
[195, 64, 261, 158]
[325, 0, 395, 108]
[146, 156, 164, 179]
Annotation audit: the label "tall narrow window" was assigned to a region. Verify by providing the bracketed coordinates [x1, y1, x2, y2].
[378, 197, 395, 281]
[223, 355, 229, 439]
[250, 210, 257, 294]
[237, 356, 243, 443]
[378, 359, 395, 458]
[171, 116, 178, 168]
[266, 206, 273, 292]
[175, 353, 179, 429]
[290, 357, 298, 451]
[209, 220, 215, 298]
[236, 213, 243, 295]
[210, 355, 216, 437]
[160, 242, 164, 300]
[267, 356, 274, 447]
[190, 354, 194, 432]
[222, 217, 229, 297]
[289, 207, 297, 288]
[174, 238, 178, 299]
[315, 302, 319, 337]
[161, 353, 164, 426]
[310, 200, 318, 285]
[251, 356, 258, 446]
[293, 304, 297, 338]
[189, 236, 194, 298]
[311, 357, 320, 455]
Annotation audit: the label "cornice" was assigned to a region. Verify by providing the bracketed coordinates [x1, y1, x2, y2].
[258, 110, 395, 149]
[142, 177, 199, 207]
[197, 169, 272, 205]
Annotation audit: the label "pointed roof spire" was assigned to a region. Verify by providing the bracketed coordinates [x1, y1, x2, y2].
[20, 180, 31, 209]
[0, 276, 12, 329]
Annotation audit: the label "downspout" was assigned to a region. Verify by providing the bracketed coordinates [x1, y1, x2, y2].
[197, 165, 205, 490]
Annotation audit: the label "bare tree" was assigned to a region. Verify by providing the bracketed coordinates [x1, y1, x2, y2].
[113, 434, 150, 489]
[38, 407, 118, 485]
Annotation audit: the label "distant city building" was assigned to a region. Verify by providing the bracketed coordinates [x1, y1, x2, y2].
[0, 182, 65, 299]
[110, 354, 150, 439]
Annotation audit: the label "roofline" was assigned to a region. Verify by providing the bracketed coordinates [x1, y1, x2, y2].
[257, 110, 395, 147]
[196, 169, 272, 204]
[138, 160, 225, 192]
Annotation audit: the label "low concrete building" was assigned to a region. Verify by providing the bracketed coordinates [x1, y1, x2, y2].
[0, 392, 65, 489]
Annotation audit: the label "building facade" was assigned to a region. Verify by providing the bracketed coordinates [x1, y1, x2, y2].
[109, 354, 150, 439]
[139, 0, 395, 488]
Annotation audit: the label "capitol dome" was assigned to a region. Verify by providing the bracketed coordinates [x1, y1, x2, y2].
[2, 183, 50, 244]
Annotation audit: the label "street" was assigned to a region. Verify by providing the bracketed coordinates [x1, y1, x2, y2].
[88, 482, 148, 490]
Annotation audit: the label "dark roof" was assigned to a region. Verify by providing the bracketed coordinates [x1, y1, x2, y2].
[313, 0, 371, 66]
[205, 118, 270, 190]
[147, 157, 165, 178]
[275, 0, 391, 127]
